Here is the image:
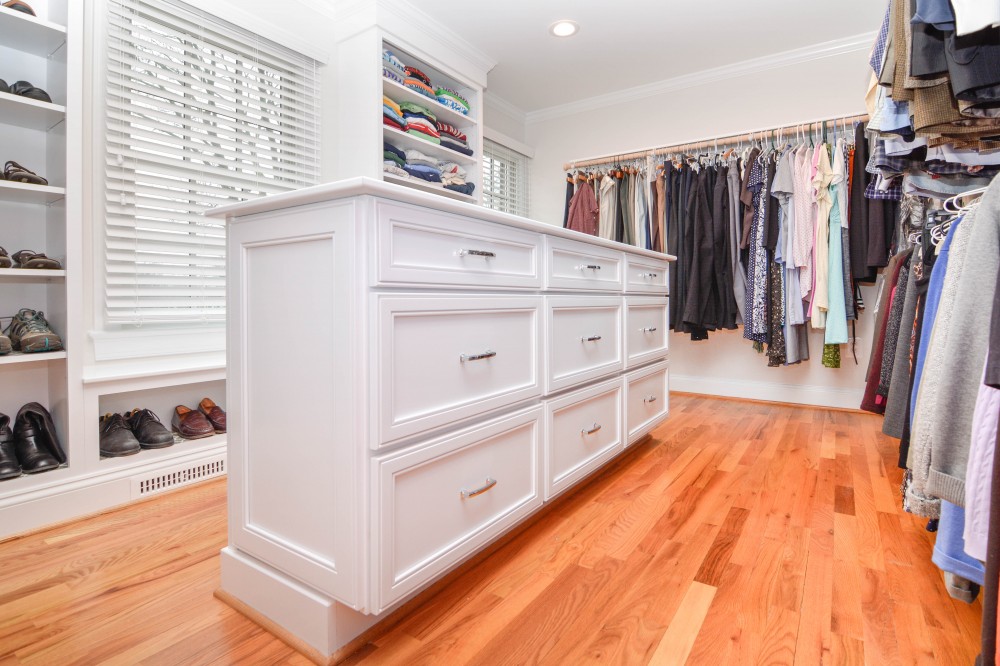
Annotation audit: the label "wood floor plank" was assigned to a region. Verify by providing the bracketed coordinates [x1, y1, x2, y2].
[0, 394, 983, 665]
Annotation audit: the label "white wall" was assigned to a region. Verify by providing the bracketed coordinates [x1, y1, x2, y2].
[525, 49, 877, 409]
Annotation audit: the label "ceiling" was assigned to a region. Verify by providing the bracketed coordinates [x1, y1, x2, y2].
[418, 1, 885, 114]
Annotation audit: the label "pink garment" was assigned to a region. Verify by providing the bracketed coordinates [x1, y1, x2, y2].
[964, 362, 1000, 561]
[566, 180, 599, 236]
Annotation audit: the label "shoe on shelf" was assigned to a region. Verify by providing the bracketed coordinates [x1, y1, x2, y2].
[0, 330, 11, 356]
[0, 247, 11, 268]
[3, 161, 47, 185]
[18, 402, 65, 463]
[12, 250, 60, 269]
[13, 404, 59, 473]
[0, 80, 8, 94]
[125, 408, 174, 449]
[99, 413, 140, 457]
[171, 405, 214, 440]
[8, 81, 50, 103]
[198, 398, 226, 434]
[5, 308, 63, 353]
[0, 414, 21, 480]
[1, 1, 35, 16]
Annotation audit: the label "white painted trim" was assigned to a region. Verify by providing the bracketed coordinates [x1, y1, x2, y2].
[670, 374, 863, 411]
[525, 31, 877, 124]
[83, 357, 225, 388]
[191, 0, 333, 63]
[484, 92, 528, 125]
[90, 326, 226, 361]
[483, 127, 535, 159]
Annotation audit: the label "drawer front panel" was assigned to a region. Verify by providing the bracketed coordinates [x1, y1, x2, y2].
[545, 236, 624, 291]
[546, 378, 623, 499]
[546, 296, 623, 393]
[373, 407, 542, 611]
[375, 201, 541, 289]
[625, 361, 670, 445]
[377, 296, 542, 446]
[624, 255, 670, 294]
[625, 297, 670, 368]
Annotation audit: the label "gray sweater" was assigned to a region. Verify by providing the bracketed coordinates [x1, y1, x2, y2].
[883, 265, 920, 439]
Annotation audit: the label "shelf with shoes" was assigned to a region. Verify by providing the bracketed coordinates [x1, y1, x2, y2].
[0, 91, 65, 131]
[0, 350, 66, 365]
[0, 179, 66, 204]
[0, 267, 66, 281]
[0, 4, 67, 56]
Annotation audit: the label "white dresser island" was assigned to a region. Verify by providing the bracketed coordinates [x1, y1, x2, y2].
[208, 177, 674, 663]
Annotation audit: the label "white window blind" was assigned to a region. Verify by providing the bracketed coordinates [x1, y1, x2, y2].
[104, 0, 320, 324]
[482, 138, 529, 218]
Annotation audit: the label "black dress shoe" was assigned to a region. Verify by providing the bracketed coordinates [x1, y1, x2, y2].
[99, 413, 140, 457]
[9, 80, 50, 103]
[17, 402, 65, 463]
[0, 414, 21, 480]
[126, 408, 174, 449]
[13, 406, 59, 474]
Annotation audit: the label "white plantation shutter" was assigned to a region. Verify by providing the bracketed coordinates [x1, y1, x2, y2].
[104, 0, 320, 323]
[482, 139, 529, 218]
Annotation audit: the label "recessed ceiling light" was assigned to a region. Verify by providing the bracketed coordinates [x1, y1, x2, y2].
[549, 20, 579, 38]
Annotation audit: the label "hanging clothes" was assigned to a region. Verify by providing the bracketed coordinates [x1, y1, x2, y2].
[565, 179, 599, 236]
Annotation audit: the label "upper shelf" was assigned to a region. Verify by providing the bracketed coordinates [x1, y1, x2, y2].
[383, 126, 477, 166]
[0, 180, 65, 205]
[382, 77, 474, 128]
[0, 91, 65, 131]
[0, 8, 67, 57]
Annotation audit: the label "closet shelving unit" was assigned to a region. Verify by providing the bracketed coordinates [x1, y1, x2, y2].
[379, 39, 483, 204]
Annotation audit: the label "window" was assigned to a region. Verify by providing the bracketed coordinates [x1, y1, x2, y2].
[482, 138, 530, 218]
[104, 0, 320, 324]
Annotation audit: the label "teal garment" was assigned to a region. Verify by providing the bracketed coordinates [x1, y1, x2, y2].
[825, 183, 849, 344]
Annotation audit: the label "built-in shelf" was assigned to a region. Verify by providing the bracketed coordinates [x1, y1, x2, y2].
[383, 173, 476, 202]
[0, 350, 67, 365]
[0, 180, 65, 205]
[0, 91, 65, 131]
[0, 268, 65, 281]
[0, 463, 71, 499]
[382, 77, 473, 128]
[383, 126, 476, 166]
[0, 8, 67, 57]
[99, 433, 226, 469]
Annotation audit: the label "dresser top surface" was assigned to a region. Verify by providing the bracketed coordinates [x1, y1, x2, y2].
[207, 177, 675, 262]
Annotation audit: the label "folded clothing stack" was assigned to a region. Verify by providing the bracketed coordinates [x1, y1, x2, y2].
[403, 148, 442, 183]
[383, 95, 406, 132]
[436, 122, 473, 156]
[438, 161, 476, 196]
[382, 141, 408, 178]
[435, 87, 469, 116]
[403, 65, 436, 100]
[400, 101, 440, 144]
[382, 49, 405, 84]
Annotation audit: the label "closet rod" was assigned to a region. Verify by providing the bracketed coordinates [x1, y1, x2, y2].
[562, 112, 870, 171]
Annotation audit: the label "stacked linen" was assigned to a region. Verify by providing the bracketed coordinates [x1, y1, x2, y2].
[382, 141, 408, 178]
[403, 149, 443, 183]
[382, 96, 406, 132]
[436, 122, 473, 156]
[382, 49, 405, 84]
[435, 87, 469, 116]
[439, 161, 475, 196]
[403, 65, 436, 100]
[400, 101, 440, 144]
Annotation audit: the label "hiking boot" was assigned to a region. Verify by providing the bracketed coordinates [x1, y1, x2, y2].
[5, 308, 62, 353]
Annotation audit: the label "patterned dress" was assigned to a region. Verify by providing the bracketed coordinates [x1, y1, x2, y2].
[743, 155, 770, 343]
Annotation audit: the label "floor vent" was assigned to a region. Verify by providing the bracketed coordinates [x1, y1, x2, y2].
[131, 455, 226, 498]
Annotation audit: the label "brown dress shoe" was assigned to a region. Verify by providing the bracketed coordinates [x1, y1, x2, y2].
[171, 405, 214, 440]
[198, 398, 226, 433]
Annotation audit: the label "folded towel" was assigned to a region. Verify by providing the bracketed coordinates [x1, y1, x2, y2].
[399, 101, 437, 124]
[383, 161, 409, 178]
[383, 150, 405, 167]
[435, 87, 469, 108]
[382, 67, 403, 84]
[441, 138, 472, 156]
[435, 123, 467, 142]
[382, 96, 402, 117]
[383, 116, 406, 132]
[403, 163, 442, 182]
[405, 66, 432, 87]
[407, 128, 441, 145]
[404, 117, 440, 137]
[383, 141, 405, 161]
[444, 182, 476, 196]
[404, 78, 437, 100]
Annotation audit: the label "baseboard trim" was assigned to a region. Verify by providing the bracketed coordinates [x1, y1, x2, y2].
[670, 374, 863, 410]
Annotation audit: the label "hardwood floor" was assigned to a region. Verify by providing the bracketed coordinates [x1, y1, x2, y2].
[0, 394, 983, 665]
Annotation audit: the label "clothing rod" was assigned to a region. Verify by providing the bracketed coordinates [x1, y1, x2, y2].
[562, 112, 870, 171]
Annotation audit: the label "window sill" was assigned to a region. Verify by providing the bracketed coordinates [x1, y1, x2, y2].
[90, 326, 225, 362]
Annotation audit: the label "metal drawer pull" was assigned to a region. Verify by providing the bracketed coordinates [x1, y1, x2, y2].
[458, 249, 496, 258]
[460, 350, 497, 362]
[641, 327, 658, 333]
[582, 423, 602, 435]
[461, 477, 497, 499]
[639, 272, 659, 278]
[581, 334, 602, 342]
[577, 264, 602, 270]
[643, 395, 658, 403]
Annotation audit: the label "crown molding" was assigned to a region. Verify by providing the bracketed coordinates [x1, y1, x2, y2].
[484, 92, 527, 126]
[291, 0, 340, 20]
[525, 31, 876, 124]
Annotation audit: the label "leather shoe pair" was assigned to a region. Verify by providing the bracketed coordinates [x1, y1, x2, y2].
[99, 408, 174, 457]
[198, 398, 226, 433]
[171, 404, 215, 439]
[1, 403, 65, 477]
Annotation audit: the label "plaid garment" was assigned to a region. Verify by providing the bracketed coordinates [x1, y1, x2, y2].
[866, 139, 911, 177]
[870, 3, 892, 75]
[865, 174, 903, 200]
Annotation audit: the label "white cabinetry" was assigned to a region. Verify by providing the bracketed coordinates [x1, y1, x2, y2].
[212, 178, 674, 661]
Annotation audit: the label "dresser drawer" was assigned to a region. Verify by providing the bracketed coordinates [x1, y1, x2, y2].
[544, 236, 624, 292]
[545, 378, 623, 500]
[625, 360, 669, 445]
[624, 255, 670, 294]
[625, 297, 670, 368]
[372, 407, 543, 611]
[376, 295, 542, 446]
[545, 296, 623, 394]
[374, 200, 541, 289]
